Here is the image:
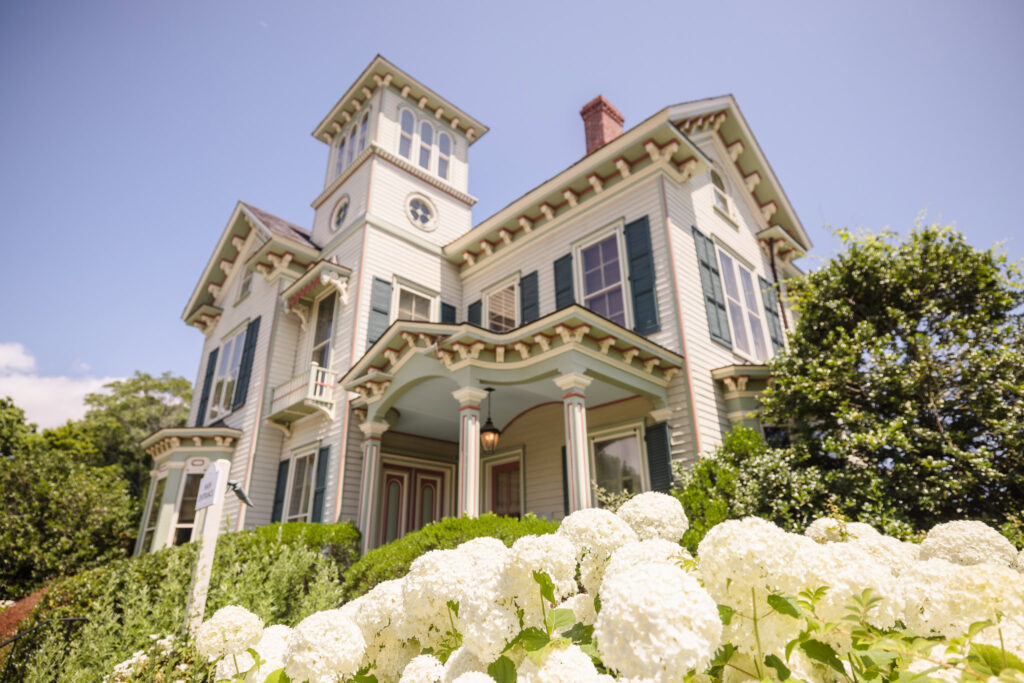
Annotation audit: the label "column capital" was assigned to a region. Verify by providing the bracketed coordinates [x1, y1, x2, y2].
[554, 372, 593, 392]
[452, 386, 489, 405]
[359, 421, 390, 438]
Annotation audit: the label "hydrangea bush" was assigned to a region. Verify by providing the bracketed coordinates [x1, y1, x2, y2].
[179, 492, 1024, 683]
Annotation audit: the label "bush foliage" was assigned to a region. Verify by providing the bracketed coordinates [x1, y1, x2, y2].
[8, 522, 359, 683]
[341, 512, 559, 601]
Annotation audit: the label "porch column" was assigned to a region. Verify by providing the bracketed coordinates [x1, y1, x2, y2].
[357, 420, 389, 553]
[554, 372, 594, 511]
[452, 386, 488, 518]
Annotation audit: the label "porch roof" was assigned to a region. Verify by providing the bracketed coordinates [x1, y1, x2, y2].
[141, 426, 242, 459]
[342, 305, 684, 415]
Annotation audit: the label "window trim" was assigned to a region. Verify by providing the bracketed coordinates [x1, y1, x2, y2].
[331, 195, 350, 233]
[481, 448, 524, 517]
[572, 222, 633, 329]
[587, 421, 649, 499]
[713, 242, 772, 363]
[395, 107, 453, 182]
[309, 289, 338, 369]
[235, 267, 253, 305]
[482, 273, 520, 333]
[166, 457, 211, 547]
[281, 446, 322, 523]
[140, 473, 167, 553]
[405, 192, 438, 231]
[206, 321, 249, 423]
[390, 277, 438, 324]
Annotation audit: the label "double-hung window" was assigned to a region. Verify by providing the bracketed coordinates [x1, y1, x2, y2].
[437, 132, 452, 180]
[399, 110, 415, 159]
[717, 250, 769, 361]
[418, 121, 434, 170]
[485, 280, 517, 333]
[208, 327, 247, 421]
[396, 287, 432, 322]
[287, 452, 316, 522]
[580, 233, 627, 327]
[590, 425, 647, 498]
[311, 292, 336, 368]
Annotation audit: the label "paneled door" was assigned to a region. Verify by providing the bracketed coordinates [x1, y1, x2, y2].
[491, 460, 521, 518]
[379, 462, 446, 545]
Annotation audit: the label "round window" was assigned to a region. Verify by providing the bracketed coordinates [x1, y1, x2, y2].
[332, 195, 350, 232]
[406, 194, 437, 231]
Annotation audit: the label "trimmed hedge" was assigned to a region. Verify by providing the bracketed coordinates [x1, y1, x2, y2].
[341, 512, 559, 601]
[9, 522, 359, 683]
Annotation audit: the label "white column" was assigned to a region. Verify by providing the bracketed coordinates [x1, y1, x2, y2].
[452, 386, 488, 518]
[554, 372, 594, 512]
[357, 421, 389, 553]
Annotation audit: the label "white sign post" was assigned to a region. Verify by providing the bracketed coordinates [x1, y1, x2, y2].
[183, 459, 231, 635]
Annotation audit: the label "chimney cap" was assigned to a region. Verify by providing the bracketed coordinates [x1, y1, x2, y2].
[579, 95, 625, 124]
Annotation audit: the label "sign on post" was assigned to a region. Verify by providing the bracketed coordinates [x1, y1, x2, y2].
[194, 464, 219, 511]
[183, 459, 231, 635]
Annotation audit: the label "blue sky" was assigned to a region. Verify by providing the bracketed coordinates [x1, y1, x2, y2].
[1, 0, 1022, 426]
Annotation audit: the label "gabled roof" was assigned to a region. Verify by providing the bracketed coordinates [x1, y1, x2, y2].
[443, 107, 713, 273]
[182, 202, 320, 329]
[668, 95, 812, 252]
[312, 55, 488, 146]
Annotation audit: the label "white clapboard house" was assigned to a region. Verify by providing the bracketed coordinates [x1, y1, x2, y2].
[136, 56, 810, 554]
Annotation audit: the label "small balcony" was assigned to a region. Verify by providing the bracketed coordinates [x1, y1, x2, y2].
[267, 363, 337, 427]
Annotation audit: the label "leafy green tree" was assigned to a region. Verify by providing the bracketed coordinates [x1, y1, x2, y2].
[0, 397, 134, 599]
[760, 225, 1024, 532]
[76, 371, 192, 505]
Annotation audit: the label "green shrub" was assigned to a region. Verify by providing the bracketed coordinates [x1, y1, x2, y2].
[341, 513, 559, 601]
[9, 522, 359, 683]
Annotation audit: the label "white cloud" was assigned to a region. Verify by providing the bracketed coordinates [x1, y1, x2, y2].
[0, 344, 120, 428]
[0, 342, 36, 373]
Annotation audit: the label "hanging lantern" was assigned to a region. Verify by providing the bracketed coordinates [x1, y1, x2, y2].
[480, 387, 501, 454]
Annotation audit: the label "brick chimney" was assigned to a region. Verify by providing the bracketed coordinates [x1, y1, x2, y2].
[580, 95, 625, 155]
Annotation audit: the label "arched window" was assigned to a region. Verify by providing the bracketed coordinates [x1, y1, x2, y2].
[710, 169, 730, 214]
[437, 132, 451, 180]
[419, 121, 433, 170]
[334, 137, 346, 179]
[358, 112, 369, 154]
[399, 110, 414, 159]
[346, 126, 357, 166]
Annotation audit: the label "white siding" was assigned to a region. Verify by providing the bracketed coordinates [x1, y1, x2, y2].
[312, 161, 373, 247]
[366, 158, 473, 248]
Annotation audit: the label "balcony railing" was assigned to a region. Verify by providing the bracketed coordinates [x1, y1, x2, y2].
[268, 363, 337, 425]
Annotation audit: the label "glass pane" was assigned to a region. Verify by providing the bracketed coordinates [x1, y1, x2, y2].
[358, 113, 368, 151]
[718, 252, 739, 298]
[439, 133, 450, 155]
[288, 455, 313, 520]
[174, 527, 193, 546]
[594, 435, 643, 496]
[749, 312, 767, 360]
[145, 478, 166, 533]
[218, 339, 232, 374]
[177, 474, 202, 525]
[714, 190, 729, 212]
[488, 285, 516, 332]
[438, 157, 449, 179]
[584, 269, 603, 294]
[606, 288, 625, 323]
[582, 243, 601, 271]
[421, 485, 434, 526]
[313, 293, 336, 346]
[401, 110, 414, 134]
[711, 170, 725, 191]
[729, 301, 749, 353]
[398, 289, 431, 322]
[419, 121, 433, 145]
[386, 481, 401, 543]
[739, 269, 759, 311]
[335, 139, 346, 175]
[603, 261, 620, 285]
[347, 129, 356, 164]
[399, 135, 411, 159]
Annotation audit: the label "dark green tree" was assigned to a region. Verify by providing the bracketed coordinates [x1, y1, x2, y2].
[760, 225, 1024, 532]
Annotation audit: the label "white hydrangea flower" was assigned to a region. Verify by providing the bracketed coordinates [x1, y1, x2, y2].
[556, 593, 597, 627]
[451, 673, 496, 683]
[603, 539, 692, 588]
[899, 558, 1024, 639]
[518, 643, 601, 683]
[458, 593, 521, 664]
[595, 561, 721, 680]
[557, 507, 638, 594]
[1015, 549, 1024, 574]
[195, 605, 264, 660]
[340, 578, 413, 676]
[903, 644, 960, 682]
[399, 654, 445, 683]
[919, 520, 1018, 567]
[442, 646, 487, 682]
[283, 609, 366, 683]
[104, 650, 149, 682]
[849, 534, 919, 576]
[215, 650, 254, 680]
[698, 517, 817, 656]
[974, 615, 1024, 662]
[503, 534, 578, 628]
[802, 541, 903, 630]
[805, 517, 880, 543]
[615, 491, 689, 542]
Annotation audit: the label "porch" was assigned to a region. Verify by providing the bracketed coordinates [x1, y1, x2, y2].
[342, 305, 685, 551]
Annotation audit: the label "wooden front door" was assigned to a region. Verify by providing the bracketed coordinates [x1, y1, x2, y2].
[491, 460, 521, 518]
[379, 462, 446, 545]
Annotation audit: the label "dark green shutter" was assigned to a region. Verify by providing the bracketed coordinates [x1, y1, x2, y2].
[271, 459, 289, 523]
[644, 421, 673, 492]
[553, 254, 574, 309]
[759, 276, 785, 352]
[520, 271, 539, 324]
[232, 316, 261, 410]
[467, 300, 481, 326]
[311, 446, 330, 523]
[366, 277, 392, 349]
[441, 302, 456, 323]
[624, 216, 660, 335]
[560, 445, 569, 516]
[692, 226, 732, 346]
[195, 348, 218, 427]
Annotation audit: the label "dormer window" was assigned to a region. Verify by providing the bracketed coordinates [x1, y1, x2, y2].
[711, 170, 731, 215]
[399, 110, 414, 159]
[419, 121, 434, 170]
[438, 132, 451, 180]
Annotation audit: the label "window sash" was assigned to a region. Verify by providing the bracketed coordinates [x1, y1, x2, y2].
[419, 122, 433, 169]
[592, 433, 644, 497]
[717, 250, 770, 361]
[399, 111, 414, 159]
[581, 235, 626, 326]
[438, 132, 451, 180]
[208, 328, 247, 420]
[287, 453, 315, 522]
[397, 288, 431, 322]
[486, 283, 516, 332]
[143, 477, 166, 550]
[311, 293, 336, 367]
[173, 473, 203, 545]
